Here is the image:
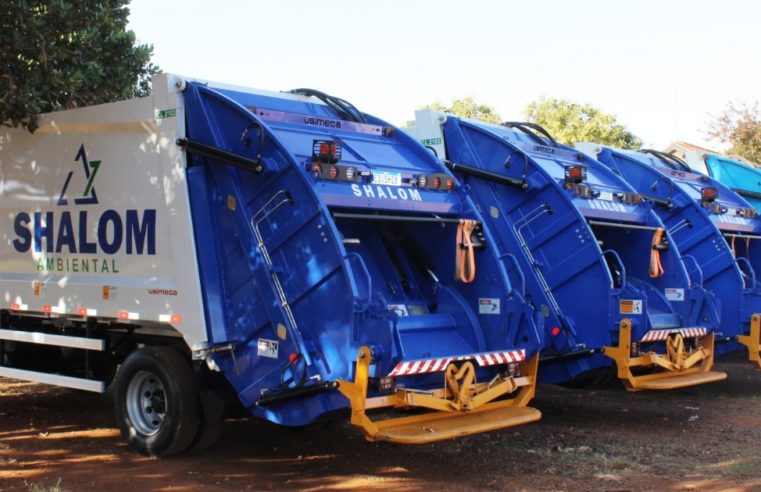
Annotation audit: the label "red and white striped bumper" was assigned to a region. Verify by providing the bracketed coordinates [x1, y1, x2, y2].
[640, 327, 707, 343]
[387, 349, 527, 377]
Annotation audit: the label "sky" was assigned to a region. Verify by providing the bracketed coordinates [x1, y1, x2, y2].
[127, 0, 760, 149]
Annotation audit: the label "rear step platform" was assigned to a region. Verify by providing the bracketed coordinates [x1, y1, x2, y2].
[605, 319, 726, 392]
[370, 404, 541, 444]
[634, 371, 727, 391]
[338, 346, 540, 444]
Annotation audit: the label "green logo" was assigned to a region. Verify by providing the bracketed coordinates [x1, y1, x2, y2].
[156, 108, 177, 119]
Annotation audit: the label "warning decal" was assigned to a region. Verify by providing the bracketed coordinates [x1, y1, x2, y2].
[665, 288, 685, 301]
[619, 299, 643, 315]
[257, 338, 279, 359]
[479, 298, 501, 315]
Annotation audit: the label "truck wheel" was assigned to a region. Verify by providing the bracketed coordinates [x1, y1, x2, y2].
[114, 347, 199, 457]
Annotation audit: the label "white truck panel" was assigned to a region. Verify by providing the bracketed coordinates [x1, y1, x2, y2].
[0, 74, 208, 349]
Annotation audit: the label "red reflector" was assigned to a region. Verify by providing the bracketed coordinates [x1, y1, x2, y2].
[319, 142, 334, 156]
[10, 303, 20, 310]
[702, 187, 717, 201]
[551, 327, 561, 336]
[289, 353, 299, 363]
[77, 308, 87, 316]
[42, 305, 52, 313]
[170, 314, 183, 324]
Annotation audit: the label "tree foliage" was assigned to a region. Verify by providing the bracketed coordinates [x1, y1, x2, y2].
[525, 98, 641, 149]
[410, 97, 501, 125]
[707, 101, 761, 165]
[1, 0, 159, 131]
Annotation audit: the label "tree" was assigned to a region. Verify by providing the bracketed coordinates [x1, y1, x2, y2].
[707, 101, 761, 165]
[406, 97, 501, 126]
[525, 98, 641, 149]
[1, 1, 160, 131]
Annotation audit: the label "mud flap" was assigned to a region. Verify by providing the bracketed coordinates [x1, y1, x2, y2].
[738, 313, 761, 370]
[604, 319, 727, 391]
[337, 347, 541, 444]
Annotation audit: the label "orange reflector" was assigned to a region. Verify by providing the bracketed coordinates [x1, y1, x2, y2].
[701, 187, 718, 202]
[42, 305, 52, 313]
[170, 314, 183, 324]
[117, 310, 129, 319]
[77, 308, 87, 316]
[446, 178, 455, 190]
[10, 303, 20, 310]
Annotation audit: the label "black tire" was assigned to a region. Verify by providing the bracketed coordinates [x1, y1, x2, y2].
[186, 391, 225, 454]
[113, 347, 199, 457]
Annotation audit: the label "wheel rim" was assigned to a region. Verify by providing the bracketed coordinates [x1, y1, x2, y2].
[126, 370, 168, 436]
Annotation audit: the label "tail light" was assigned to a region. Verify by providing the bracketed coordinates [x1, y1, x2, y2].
[564, 165, 586, 185]
[328, 165, 339, 179]
[312, 139, 341, 164]
[701, 187, 718, 203]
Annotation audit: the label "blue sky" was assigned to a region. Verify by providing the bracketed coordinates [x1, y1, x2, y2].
[128, 0, 760, 148]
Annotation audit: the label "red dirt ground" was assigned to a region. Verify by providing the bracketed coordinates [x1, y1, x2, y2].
[1, 352, 760, 491]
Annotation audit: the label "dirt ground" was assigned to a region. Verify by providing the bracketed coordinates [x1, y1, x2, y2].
[1, 353, 760, 492]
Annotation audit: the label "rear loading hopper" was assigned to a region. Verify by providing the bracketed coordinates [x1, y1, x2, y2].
[582, 146, 761, 369]
[407, 111, 725, 391]
[181, 82, 544, 443]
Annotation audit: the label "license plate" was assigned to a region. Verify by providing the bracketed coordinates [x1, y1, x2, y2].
[372, 171, 402, 186]
[598, 190, 614, 202]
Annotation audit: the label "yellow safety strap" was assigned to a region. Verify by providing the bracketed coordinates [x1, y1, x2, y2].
[649, 227, 665, 278]
[456, 219, 477, 283]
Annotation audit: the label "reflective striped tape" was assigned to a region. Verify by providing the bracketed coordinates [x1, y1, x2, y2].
[640, 327, 707, 342]
[388, 349, 527, 377]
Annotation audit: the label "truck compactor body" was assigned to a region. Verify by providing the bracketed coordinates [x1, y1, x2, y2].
[407, 111, 726, 391]
[0, 75, 543, 455]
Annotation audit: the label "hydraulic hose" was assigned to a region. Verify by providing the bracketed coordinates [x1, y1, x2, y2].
[649, 228, 666, 278]
[456, 220, 477, 283]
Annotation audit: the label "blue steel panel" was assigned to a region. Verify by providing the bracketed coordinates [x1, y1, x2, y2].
[182, 82, 541, 426]
[440, 117, 720, 384]
[592, 146, 761, 355]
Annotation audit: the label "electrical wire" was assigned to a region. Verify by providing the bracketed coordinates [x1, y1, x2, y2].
[287, 88, 366, 123]
[502, 121, 559, 147]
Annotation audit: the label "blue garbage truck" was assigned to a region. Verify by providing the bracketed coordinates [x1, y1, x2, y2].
[407, 111, 726, 391]
[580, 145, 761, 368]
[0, 75, 543, 455]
